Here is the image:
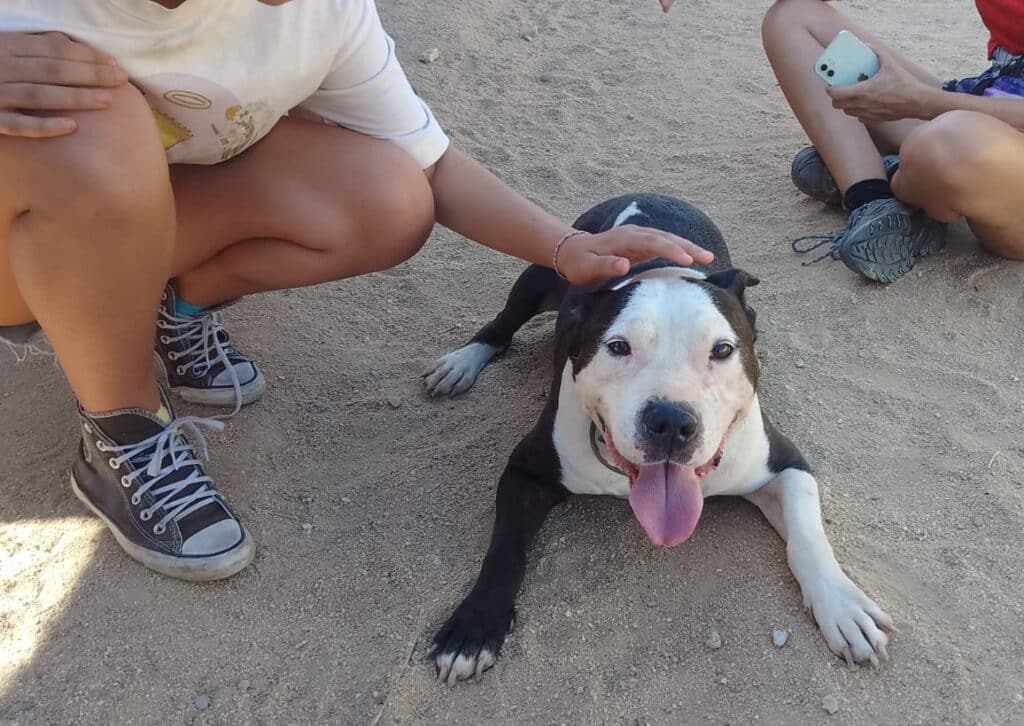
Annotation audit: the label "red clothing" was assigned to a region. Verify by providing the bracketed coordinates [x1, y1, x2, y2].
[976, 0, 1024, 56]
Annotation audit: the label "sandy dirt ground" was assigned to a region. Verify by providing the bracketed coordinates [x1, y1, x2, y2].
[3, 0, 1024, 724]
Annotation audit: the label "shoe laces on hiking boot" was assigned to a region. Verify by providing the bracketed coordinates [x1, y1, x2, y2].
[791, 198, 901, 266]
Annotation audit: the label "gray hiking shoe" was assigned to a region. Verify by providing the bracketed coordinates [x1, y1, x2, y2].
[792, 198, 947, 283]
[156, 286, 266, 410]
[837, 198, 947, 282]
[791, 146, 901, 208]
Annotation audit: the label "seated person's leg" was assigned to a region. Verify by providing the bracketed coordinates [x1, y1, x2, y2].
[895, 110, 1024, 260]
[763, 0, 946, 283]
[1, 82, 253, 581]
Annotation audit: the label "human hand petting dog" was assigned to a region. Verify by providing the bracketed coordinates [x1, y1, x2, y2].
[427, 148, 713, 288]
[555, 224, 714, 286]
[827, 45, 940, 124]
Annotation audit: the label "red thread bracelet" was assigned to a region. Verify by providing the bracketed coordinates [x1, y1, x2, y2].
[553, 230, 588, 281]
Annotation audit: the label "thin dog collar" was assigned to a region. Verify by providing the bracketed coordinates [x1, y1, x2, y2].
[589, 422, 625, 475]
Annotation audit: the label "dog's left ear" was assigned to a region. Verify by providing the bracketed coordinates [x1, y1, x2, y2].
[705, 268, 760, 331]
[705, 268, 760, 299]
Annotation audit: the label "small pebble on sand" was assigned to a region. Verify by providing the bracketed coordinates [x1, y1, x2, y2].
[300, 522, 313, 533]
[772, 629, 789, 648]
[194, 694, 211, 712]
[706, 631, 722, 650]
[822, 695, 840, 715]
[420, 48, 440, 64]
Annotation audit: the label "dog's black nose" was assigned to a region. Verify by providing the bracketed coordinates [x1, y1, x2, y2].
[640, 400, 700, 451]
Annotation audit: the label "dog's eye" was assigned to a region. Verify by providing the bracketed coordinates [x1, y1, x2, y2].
[606, 340, 631, 357]
[710, 342, 735, 360]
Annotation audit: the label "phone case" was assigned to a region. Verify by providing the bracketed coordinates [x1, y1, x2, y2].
[814, 30, 880, 87]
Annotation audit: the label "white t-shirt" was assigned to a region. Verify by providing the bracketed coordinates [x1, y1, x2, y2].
[0, 0, 450, 167]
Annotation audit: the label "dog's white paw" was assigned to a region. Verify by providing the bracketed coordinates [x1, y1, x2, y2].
[805, 575, 895, 667]
[430, 598, 510, 686]
[434, 645, 498, 686]
[422, 343, 500, 398]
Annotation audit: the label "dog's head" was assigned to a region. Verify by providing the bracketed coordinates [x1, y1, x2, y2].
[566, 267, 760, 547]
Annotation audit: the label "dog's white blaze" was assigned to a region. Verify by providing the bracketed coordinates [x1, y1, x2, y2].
[612, 201, 643, 228]
[610, 266, 707, 291]
[573, 279, 757, 472]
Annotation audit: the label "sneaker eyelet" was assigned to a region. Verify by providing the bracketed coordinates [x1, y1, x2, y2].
[160, 336, 170, 344]
[95, 441, 107, 452]
[140, 509, 151, 521]
[120, 476, 131, 488]
[176, 366, 186, 375]
[131, 494, 141, 506]
[108, 458, 119, 469]
[193, 365, 208, 376]
[153, 524, 166, 535]
[168, 352, 178, 361]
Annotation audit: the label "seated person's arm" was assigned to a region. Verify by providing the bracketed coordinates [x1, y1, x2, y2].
[829, 45, 1024, 130]
[922, 89, 1024, 131]
[299, 0, 714, 284]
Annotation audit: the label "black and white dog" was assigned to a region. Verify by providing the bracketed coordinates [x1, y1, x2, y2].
[423, 194, 893, 684]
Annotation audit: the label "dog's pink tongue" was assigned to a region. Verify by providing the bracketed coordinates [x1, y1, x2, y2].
[628, 463, 704, 547]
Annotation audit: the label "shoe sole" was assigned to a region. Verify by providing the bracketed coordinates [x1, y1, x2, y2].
[839, 215, 946, 284]
[70, 473, 255, 582]
[155, 355, 267, 408]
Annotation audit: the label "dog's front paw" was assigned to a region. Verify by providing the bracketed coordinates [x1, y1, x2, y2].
[422, 343, 499, 398]
[430, 599, 512, 685]
[805, 575, 895, 667]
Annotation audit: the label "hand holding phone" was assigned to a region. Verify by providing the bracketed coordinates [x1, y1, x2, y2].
[814, 30, 880, 87]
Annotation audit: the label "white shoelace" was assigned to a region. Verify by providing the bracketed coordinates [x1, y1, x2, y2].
[158, 309, 243, 415]
[96, 416, 226, 535]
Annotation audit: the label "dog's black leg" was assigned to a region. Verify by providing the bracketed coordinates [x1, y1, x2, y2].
[423, 265, 566, 397]
[431, 442, 568, 684]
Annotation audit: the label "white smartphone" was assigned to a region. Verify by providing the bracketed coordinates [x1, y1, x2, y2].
[814, 30, 880, 87]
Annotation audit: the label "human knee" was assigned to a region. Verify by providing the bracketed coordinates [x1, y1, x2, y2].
[897, 111, 999, 198]
[762, 0, 821, 50]
[340, 146, 435, 271]
[13, 83, 171, 227]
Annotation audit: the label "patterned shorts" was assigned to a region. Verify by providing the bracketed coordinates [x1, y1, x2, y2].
[943, 47, 1024, 98]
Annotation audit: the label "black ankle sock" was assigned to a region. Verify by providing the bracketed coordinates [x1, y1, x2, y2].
[843, 178, 893, 212]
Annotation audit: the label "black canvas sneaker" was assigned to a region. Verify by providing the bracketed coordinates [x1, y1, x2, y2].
[155, 286, 266, 410]
[71, 392, 254, 581]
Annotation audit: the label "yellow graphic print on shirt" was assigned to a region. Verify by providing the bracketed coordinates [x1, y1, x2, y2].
[151, 108, 192, 150]
[138, 73, 278, 165]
